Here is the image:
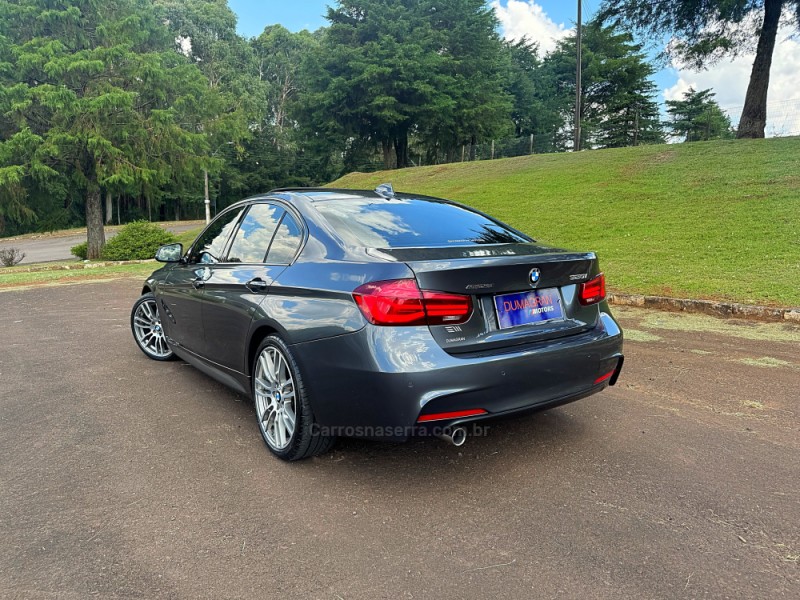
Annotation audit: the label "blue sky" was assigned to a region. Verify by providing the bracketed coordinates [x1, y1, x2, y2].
[228, 1, 675, 93]
[227, 1, 800, 134]
[230, 1, 599, 38]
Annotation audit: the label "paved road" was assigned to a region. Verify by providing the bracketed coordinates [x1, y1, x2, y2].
[1, 222, 203, 264]
[0, 279, 798, 599]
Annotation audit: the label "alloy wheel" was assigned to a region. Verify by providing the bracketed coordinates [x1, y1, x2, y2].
[254, 346, 297, 450]
[132, 298, 172, 359]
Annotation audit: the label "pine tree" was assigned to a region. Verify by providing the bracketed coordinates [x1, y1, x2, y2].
[0, 0, 211, 254]
[665, 88, 735, 142]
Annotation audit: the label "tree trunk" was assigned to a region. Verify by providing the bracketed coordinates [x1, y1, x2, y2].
[737, 0, 783, 138]
[394, 133, 409, 169]
[469, 135, 477, 161]
[105, 190, 112, 224]
[86, 185, 105, 260]
[381, 139, 393, 170]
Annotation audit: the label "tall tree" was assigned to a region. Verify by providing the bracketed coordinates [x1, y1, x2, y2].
[502, 39, 562, 153]
[306, 0, 510, 169]
[665, 87, 735, 142]
[0, 0, 211, 256]
[601, 0, 799, 138]
[418, 0, 512, 162]
[157, 0, 253, 216]
[543, 18, 664, 150]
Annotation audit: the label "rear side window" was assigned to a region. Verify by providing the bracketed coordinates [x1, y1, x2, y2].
[227, 203, 284, 263]
[266, 213, 303, 264]
[314, 198, 527, 248]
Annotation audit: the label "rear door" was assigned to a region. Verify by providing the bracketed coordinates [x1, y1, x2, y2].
[201, 202, 305, 373]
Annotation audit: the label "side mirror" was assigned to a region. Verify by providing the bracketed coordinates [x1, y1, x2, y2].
[155, 243, 184, 263]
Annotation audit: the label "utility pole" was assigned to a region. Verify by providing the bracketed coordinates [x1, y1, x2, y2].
[204, 169, 211, 224]
[574, 0, 582, 152]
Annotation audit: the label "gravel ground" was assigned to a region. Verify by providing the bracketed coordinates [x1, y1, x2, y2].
[0, 279, 797, 599]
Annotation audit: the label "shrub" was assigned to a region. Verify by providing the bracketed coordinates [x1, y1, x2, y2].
[70, 242, 88, 260]
[0, 247, 26, 267]
[101, 221, 178, 261]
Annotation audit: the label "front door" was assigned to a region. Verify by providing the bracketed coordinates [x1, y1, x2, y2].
[160, 207, 244, 356]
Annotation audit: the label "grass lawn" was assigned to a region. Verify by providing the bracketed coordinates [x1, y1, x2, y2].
[0, 262, 156, 289]
[333, 137, 800, 307]
[0, 226, 203, 289]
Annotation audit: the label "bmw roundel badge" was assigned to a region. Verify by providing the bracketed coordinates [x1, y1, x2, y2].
[529, 268, 541, 287]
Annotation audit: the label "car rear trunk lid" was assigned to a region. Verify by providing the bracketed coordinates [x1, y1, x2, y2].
[370, 243, 602, 354]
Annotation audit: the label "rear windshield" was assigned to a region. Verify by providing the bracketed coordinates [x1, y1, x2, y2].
[314, 198, 528, 248]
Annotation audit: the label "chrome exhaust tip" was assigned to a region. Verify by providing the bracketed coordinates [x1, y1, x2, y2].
[437, 426, 467, 447]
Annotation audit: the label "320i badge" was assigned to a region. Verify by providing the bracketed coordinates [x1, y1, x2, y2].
[130, 185, 624, 461]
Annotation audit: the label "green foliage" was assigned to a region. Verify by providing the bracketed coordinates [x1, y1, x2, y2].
[601, 0, 800, 138]
[334, 137, 800, 307]
[666, 88, 735, 142]
[543, 18, 664, 150]
[100, 221, 178, 261]
[0, 0, 213, 255]
[306, 0, 511, 168]
[502, 39, 562, 152]
[0, 0, 679, 237]
[601, 0, 798, 67]
[70, 241, 88, 260]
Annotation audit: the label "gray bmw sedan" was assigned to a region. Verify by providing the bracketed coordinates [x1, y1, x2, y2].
[131, 186, 624, 461]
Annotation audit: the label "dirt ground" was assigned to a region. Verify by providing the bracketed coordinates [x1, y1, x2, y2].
[0, 279, 797, 599]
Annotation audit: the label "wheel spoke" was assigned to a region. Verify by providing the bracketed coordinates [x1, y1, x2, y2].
[141, 302, 153, 321]
[254, 376, 272, 395]
[262, 404, 276, 428]
[268, 351, 281, 384]
[273, 411, 285, 447]
[260, 353, 277, 385]
[282, 405, 296, 436]
[275, 354, 286, 386]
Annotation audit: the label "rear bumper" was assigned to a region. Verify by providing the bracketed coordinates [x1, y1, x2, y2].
[292, 311, 623, 440]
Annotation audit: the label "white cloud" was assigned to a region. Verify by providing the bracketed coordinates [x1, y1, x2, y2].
[663, 24, 800, 136]
[491, 0, 571, 54]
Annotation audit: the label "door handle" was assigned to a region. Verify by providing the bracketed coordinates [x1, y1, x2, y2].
[192, 266, 211, 289]
[246, 278, 269, 293]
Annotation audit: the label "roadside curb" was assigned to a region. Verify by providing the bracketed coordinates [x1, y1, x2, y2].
[0, 259, 154, 275]
[608, 292, 800, 324]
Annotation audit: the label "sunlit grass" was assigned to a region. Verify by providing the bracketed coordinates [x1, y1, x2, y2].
[333, 137, 800, 306]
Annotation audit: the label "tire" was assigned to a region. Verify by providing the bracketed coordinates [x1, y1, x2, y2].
[252, 335, 335, 461]
[131, 293, 175, 361]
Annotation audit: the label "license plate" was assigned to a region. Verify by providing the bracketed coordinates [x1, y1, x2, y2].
[494, 288, 564, 329]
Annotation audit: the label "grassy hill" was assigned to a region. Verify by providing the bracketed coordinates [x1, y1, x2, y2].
[333, 137, 800, 307]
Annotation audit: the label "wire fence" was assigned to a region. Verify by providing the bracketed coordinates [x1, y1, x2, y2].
[720, 97, 800, 138]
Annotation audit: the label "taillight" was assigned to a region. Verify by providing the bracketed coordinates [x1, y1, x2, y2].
[420, 290, 472, 325]
[579, 273, 606, 305]
[353, 279, 472, 326]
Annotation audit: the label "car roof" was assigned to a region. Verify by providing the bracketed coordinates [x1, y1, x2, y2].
[268, 187, 449, 204]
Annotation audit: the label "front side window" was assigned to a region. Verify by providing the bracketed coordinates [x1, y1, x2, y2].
[189, 209, 244, 264]
[227, 203, 285, 263]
